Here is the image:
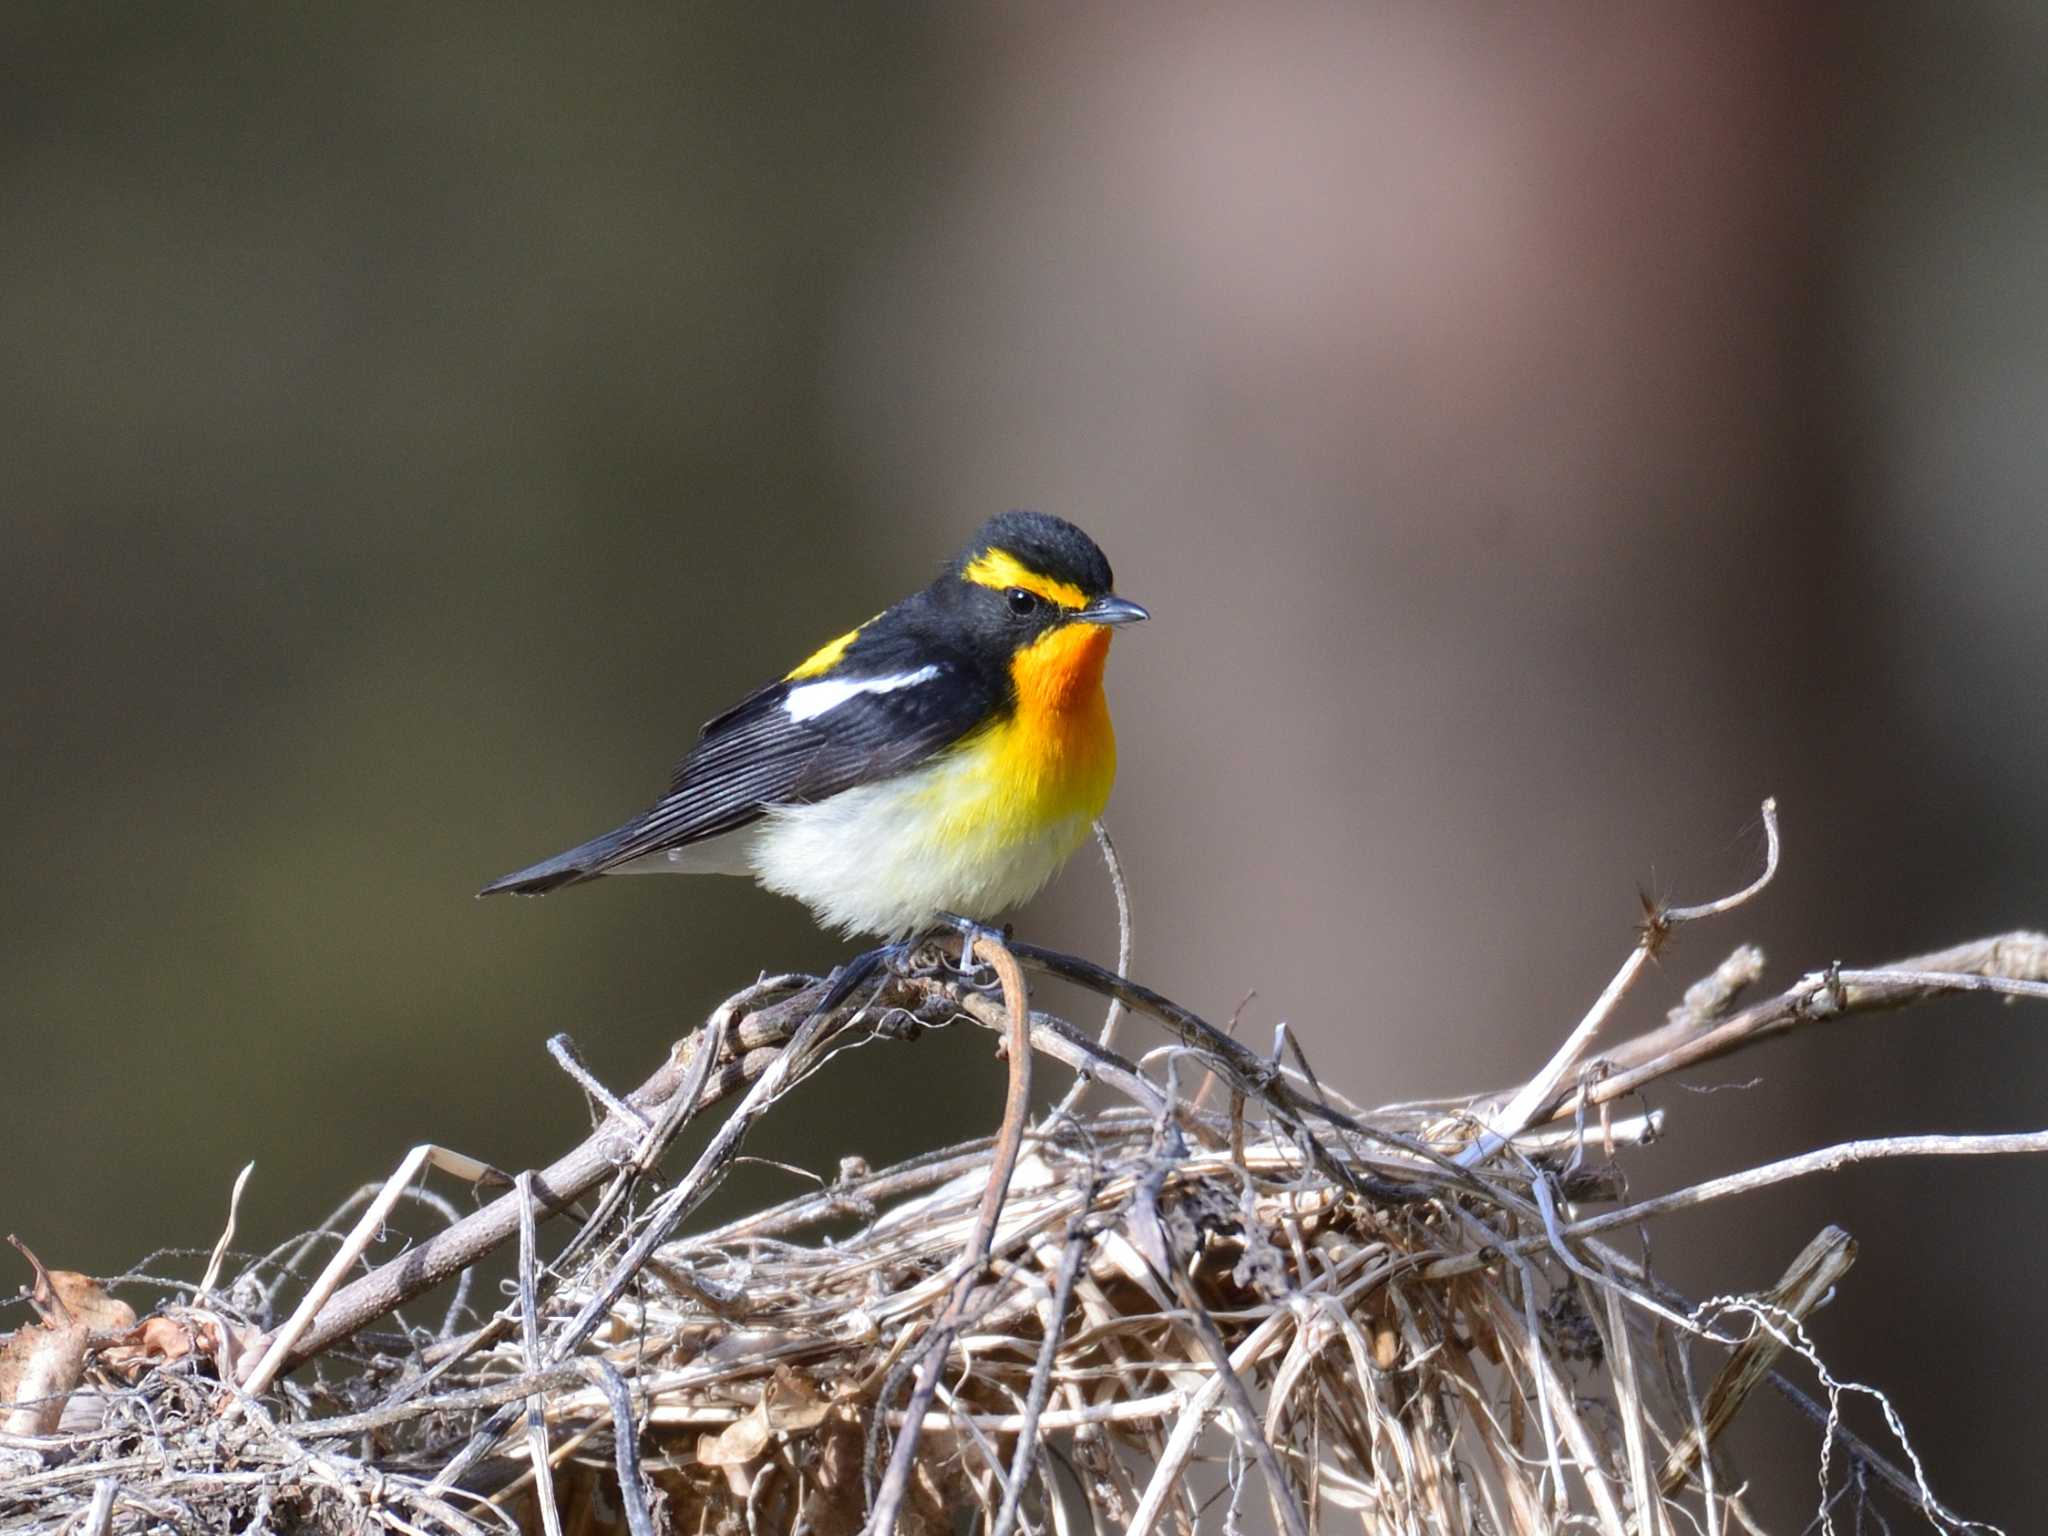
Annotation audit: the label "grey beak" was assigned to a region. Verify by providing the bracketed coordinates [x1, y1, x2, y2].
[1080, 595, 1150, 627]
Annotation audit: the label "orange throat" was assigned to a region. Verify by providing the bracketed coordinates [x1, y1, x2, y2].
[1001, 623, 1117, 812]
[1017, 622, 1111, 713]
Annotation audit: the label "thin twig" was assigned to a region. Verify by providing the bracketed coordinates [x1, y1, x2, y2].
[582, 1358, 654, 1536]
[1425, 1129, 2048, 1281]
[1049, 819, 1133, 1123]
[991, 1224, 1090, 1536]
[242, 1143, 460, 1397]
[1573, 1130, 2048, 1234]
[1663, 798, 1782, 922]
[1546, 932, 2048, 1123]
[548, 1033, 646, 1129]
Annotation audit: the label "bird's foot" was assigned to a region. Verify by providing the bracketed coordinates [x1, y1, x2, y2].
[926, 912, 1012, 983]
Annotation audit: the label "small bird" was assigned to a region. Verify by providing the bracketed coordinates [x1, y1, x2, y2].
[480, 512, 1148, 937]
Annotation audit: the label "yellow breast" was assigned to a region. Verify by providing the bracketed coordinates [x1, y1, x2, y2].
[940, 624, 1119, 845]
[746, 624, 1120, 934]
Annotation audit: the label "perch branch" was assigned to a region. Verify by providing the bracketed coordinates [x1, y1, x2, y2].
[246, 973, 914, 1373]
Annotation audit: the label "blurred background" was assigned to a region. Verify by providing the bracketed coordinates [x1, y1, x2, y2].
[4, 3, 2045, 1523]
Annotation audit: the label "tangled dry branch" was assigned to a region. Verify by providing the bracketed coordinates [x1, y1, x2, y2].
[5, 805, 2047, 1534]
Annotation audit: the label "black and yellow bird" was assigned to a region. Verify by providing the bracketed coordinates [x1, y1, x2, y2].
[480, 512, 1147, 937]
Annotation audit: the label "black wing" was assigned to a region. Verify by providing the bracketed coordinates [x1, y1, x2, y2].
[478, 662, 992, 895]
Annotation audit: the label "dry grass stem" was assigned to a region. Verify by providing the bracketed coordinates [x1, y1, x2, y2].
[4, 806, 2044, 1534]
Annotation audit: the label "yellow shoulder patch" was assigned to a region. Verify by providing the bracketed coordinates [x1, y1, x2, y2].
[785, 615, 878, 680]
[962, 548, 1087, 610]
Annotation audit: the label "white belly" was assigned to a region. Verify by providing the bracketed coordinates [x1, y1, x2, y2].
[744, 759, 1099, 937]
[618, 750, 1100, 936]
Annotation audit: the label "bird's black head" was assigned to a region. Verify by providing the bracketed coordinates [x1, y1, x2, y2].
[913, 511, 1148, 671]
[936, 511, 1146, 645]
[953, 510, 1116, 601]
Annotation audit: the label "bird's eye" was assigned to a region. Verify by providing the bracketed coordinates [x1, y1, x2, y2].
[1006, 588, 1040, 617]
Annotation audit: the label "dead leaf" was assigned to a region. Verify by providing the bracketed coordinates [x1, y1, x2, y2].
[43, 1270, 134, 1334]
[0, 1320, 88, 1437]
[698, 1401, 772, 1468]
[99, 1315, 199, 1379]
[698, 1367, 832, 1471]
[98, 1309, 264, 1383]
[762, 1365, 830, 1433]
[0, 1239, 134, 1437]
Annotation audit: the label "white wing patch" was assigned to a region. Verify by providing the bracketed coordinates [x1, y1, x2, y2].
[782, 665, 941, 724]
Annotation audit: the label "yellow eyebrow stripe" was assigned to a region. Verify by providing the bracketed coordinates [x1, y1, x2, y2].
[785, 614, 878, 680]
[962, 548, 1087, 610]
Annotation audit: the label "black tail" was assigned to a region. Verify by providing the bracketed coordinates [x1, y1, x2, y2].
[477, 825, 636, 897]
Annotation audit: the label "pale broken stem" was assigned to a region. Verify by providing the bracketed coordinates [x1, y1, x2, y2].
[80, 1476, 116, 1536]
[1598, 1270, 1663, 1536]
[1572, 1224, 1972, 1528]
[1426, 1128, 2048, 1282]
[1460, 797, 1780, 1166]
[1672, 1284, 1993, 1536]
[240, 1144, 500, 1399]
[196, 1161, 255, 1300]
[1666, 944, 1767, 1032]
[863, 933, 1035, 1536]
[1660, 1226, 1857, 1495]
[1457, 945, 1657, 1169]
[515, 1173, 564, 1536]
[1515, 1109, 1661, 1155]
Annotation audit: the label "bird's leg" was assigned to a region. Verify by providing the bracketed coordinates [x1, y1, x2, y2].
[933, 912, 1012, 979]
